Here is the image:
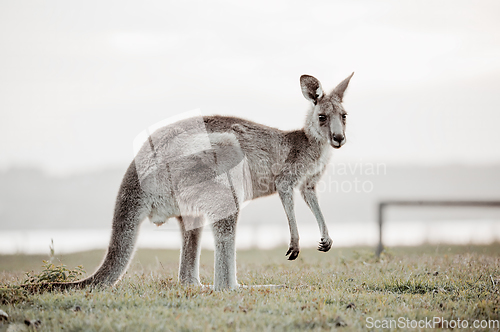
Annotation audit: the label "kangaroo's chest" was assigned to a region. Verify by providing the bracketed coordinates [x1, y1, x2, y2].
[296, 146, 331, 187]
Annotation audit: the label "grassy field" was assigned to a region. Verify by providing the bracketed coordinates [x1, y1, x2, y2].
[0, 244, 499, 331]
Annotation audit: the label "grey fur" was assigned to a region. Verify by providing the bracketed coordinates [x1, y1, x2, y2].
[178, 216, 203, 285]
[43, 74, 353, 291]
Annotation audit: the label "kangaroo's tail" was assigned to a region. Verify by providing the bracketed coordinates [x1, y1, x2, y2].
[22, 161, 147, 292]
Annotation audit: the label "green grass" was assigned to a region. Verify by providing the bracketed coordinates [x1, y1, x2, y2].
[0, 244, 499, 331]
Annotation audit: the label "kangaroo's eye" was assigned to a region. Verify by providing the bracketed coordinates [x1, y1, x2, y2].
[318, 114, 327, 123]
[341, 114, 347, 120]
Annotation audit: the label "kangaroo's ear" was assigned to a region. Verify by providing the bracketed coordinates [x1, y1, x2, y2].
[332, 72, 354, 102]
[300, 75, 324, 105]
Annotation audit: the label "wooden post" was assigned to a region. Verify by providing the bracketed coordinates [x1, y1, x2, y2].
[376, 203, 384, 257]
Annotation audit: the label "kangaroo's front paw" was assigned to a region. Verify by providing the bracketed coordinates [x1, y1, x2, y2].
[285, 242, 300, 260]
[318, 236, 333, 252]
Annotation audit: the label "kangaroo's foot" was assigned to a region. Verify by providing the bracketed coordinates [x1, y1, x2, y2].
[318, 236, 333, 252]
[286, 239, 300, 260]
[202, 283, 240, 291]
[180, 278, 202, 287]
[239, 284, 286, 289]
[202, 284, 285, 291]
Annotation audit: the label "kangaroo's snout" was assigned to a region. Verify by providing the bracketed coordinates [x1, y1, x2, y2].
[331, 133, 345, 149]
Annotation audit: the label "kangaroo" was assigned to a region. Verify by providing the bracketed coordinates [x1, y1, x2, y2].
[37, 73, 353, 291]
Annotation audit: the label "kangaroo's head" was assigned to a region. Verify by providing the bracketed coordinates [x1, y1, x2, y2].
[300, 73, 354, 149]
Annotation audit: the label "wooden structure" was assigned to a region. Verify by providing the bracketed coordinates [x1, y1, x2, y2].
[376, 200, 500, 256]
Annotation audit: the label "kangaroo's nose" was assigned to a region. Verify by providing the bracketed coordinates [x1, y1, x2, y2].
[333, 134, 344, 143]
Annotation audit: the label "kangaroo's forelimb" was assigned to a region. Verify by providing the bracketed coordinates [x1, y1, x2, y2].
[276, 172, 300, 260]
[300, 185, 333, 252]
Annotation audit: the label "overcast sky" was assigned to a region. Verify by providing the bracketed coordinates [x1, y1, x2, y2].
[1, 0, 500, 175]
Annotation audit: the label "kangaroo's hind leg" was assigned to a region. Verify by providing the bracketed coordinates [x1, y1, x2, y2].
[175, 166, 243, 290]
[212, 212, 239, 291]
[177, 216, 204, 286]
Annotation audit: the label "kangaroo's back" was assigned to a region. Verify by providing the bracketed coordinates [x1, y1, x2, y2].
[203, 116, 290, 198]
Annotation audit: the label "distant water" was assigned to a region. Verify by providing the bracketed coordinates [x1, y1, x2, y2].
[1, 220, 499, 255]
